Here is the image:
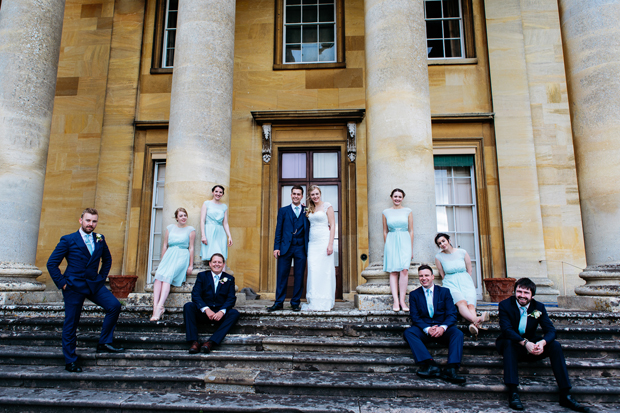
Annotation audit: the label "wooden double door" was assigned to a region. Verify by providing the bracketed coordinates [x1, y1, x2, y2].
[278, 149, 343, 300]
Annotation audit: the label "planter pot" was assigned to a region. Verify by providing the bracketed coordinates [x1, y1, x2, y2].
[108, 275, 138, 299]
[483, 277, 516, 303]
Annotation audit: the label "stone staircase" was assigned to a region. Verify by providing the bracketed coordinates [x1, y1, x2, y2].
[0, 302, 619, 412]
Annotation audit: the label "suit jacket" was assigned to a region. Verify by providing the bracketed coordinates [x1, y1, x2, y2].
[47, 231, 112, 295]
[409, 284, 457, 331]
[191, 271, 237, 313]
[273, 204, 310, 256]
[497, 296, 556, 344]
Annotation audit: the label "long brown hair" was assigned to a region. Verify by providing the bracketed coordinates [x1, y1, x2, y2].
[306, 185, 321, 216]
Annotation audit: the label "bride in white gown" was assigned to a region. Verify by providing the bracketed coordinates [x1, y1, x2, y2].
[302, 185, 336, 312]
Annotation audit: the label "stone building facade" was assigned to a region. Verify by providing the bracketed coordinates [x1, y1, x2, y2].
[0, 0, 618, 310]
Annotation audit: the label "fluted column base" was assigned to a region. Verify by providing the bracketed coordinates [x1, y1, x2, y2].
[0, 262, 46, 304]
[527, 276, 560, 303]
[355, 262, 435, 310]
[559, 265, 620, 312]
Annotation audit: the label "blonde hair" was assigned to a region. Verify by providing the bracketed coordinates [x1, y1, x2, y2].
[174, 207, 188, 219]
[306, 185, 321, 216]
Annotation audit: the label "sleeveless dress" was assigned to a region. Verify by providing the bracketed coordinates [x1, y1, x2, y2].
[383, 208, 412, 272]
[435, 248, 477, 305]
[302, 202, 336, 312]
[154, 224, 195, 287]
[200, 200, 228, 261]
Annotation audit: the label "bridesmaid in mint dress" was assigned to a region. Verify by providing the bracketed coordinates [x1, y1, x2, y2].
[383, 188, 414, 312]
[434, 232, 488, 336]
[200, 185, 233, 262]
[151, 207, 195, 321]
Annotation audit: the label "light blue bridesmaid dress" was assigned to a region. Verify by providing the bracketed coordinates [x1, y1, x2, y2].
[435, 248, 477, 305]
[154, 224, 195, 287]
[200, 200, 229, 261]
[383, 208, 412, 272]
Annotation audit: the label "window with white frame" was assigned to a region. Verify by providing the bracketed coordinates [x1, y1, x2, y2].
[147, 162, 166, 282]
[161, 0, 178, 68]
[434, 155, 482, 299]
[283, 0, 337, 64]
[425, 0, 465, 59]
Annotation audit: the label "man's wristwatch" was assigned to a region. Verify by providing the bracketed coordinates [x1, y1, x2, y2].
[523, 339, 529, 346]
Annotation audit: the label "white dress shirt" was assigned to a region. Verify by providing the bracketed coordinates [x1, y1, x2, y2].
[201, 271, 227, 315]
[422, 285, 448, 334]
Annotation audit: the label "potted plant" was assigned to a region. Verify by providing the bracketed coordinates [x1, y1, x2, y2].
[108, 275, 138, 298]
[483, 277, 516, 302]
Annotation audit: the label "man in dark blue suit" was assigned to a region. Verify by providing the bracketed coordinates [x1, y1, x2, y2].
[403, 264, 466, 384]
[184, 253, 240, 354]
[497, 278, 588, 412]
[268, 185, 310, 312]
[47, 208, 123, 373]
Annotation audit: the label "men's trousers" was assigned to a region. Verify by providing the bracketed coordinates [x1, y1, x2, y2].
[184, 302, 240, 345]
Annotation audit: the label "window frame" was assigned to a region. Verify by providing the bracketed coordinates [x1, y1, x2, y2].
[274, 0, 346, 70]
[425, 0, 476, 61]
[151, 0, 174, 74]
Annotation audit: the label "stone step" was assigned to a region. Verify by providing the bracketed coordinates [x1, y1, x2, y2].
[3, 315, 620, 341]
[0, 387, 616, 413]
[0, 365, 617, 403]
[249, 371, 620, 403]
[0, 345, 618, 377]
[1, 329, 618, 359]
[3, 304, 620, 327]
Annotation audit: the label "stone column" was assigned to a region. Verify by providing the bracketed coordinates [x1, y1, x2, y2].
[557, 0, 620, 312]
[162, 0, 236, 290]
[0, 0, 65, 304]
[356, 0, 437, 310]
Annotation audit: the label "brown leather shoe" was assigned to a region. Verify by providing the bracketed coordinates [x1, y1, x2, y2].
[188, 341, 201, 354]
[201, 340, 215, 354]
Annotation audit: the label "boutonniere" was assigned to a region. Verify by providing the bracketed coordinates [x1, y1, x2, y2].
[220, 277, 229, 285]
[528, 310, 542, 319]
[95, 234, 103, 243]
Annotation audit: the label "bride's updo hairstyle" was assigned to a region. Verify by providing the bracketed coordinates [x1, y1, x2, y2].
[306, 185, 321, 216]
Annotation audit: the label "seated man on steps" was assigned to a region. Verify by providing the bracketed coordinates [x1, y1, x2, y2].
[403, 264, 466, 384]
[496, 277, 589, 412]
[183, 253, 240, 354]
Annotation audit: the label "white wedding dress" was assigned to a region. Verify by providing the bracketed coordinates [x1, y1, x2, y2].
[302, 202, 336, 312]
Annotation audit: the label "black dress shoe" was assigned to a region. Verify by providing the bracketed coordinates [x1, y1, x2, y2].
[508, 392, 524, 411]
[560, 395, 590, 412]
[440, 367, 466, 384]
[416, 363, 441, 379]
[291, 304, 301, 312]
[96, 343, 125, 353]
[267, 304, 283, 312]
[65, 362, 82, 373]
[188, 341, 201, 354]
[201, 340, 215, 354]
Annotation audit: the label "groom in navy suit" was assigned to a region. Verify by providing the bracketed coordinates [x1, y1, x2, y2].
[269, 185, 310, 312]
[47, 208, 123, 373]
[403, 264, 466, 384]
[184, 253, 240, 354]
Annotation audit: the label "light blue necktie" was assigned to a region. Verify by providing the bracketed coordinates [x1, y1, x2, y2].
[294, 206, 300, 218]
[426, 288, 434, 318]
[84, 234, 94, 255]
[213, 274, 220, 293]
[518, 306, 528, 335]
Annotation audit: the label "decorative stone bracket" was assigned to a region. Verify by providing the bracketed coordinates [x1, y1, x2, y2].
[262, 124, 272, 163]
[347, 121, 357, 162]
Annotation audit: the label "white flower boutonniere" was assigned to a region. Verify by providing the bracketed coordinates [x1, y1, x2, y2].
[529, 310, 542, 319]
[95, 234, 103, 243]
[220, 277, 228, 285]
